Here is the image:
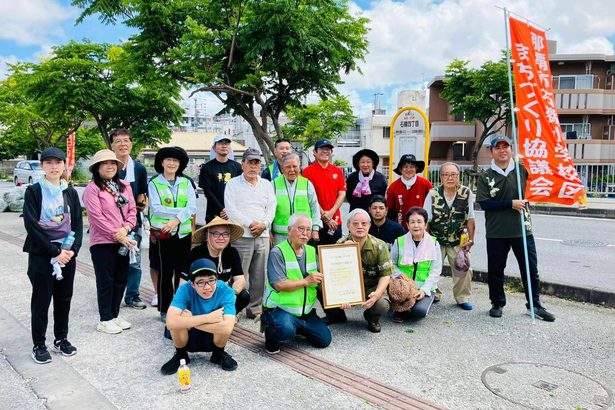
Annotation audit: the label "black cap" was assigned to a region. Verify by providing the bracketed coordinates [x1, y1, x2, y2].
[40, 147, 66, 162]
[189, 258, 218, 281]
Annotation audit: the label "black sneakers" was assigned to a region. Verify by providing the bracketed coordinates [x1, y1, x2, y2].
[52, 339, 77, 356]
[161, 353, 190, 375]
[210, 351, 238, 371]
[32, 345, 52, 364]
[265, 338, 280, 355]
[489, 305, 503, 318]
[529, 306, 555, 322]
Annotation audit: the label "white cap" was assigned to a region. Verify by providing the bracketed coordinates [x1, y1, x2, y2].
[180, 359, 186, 365]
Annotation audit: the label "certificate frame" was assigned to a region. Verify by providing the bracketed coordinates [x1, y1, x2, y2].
[318, 243, 365, 309]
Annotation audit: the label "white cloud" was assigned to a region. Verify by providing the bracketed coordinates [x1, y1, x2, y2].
[0, 1, 75, 46]
[342, 0, 615, 111]
[0, 55, 19, 79]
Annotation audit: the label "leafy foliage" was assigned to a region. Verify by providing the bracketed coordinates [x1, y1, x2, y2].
[71, 0, 369, 162]
[0, 40, 183, 160]
[282, 95, 356, 148]
[440, 58, 512, 169]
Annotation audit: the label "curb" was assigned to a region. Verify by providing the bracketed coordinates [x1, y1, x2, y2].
[530, 204, 615, 219]
[441, 266, 615, 308]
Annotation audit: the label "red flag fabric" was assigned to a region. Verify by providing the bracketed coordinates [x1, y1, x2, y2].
[509, 16, 586, 205]
[66, 131, 76, 180]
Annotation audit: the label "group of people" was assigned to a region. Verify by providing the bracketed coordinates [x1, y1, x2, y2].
[23, 131, 555, 375]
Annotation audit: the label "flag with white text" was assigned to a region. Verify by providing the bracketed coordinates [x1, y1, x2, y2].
[509, 16, 586, 205]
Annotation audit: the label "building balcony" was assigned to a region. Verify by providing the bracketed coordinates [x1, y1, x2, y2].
[566, 140, 615, 163]
[429, 122, 476, 141]
[553, 74, 600, 90]
[554, 89, 615, 114]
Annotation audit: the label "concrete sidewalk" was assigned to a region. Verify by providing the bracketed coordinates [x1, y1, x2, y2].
[0, 216, 614, 409]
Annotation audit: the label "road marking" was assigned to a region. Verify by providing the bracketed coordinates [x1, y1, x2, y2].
[535, 237, 562, 242]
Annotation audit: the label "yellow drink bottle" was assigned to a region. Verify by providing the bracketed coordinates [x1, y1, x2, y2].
[178, 359, 191, 393]
[460, 228, 469, 246]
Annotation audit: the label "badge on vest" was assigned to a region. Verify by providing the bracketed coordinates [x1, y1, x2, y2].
[164, 197, 172, 205]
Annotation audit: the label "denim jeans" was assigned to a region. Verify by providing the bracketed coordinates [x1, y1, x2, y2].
[124, 231, 143, 304]
[263, 308, 331, 348]
[124, 251, 142, 304]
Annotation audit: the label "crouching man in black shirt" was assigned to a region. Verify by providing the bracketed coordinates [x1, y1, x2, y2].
[181, 217, 249, 314]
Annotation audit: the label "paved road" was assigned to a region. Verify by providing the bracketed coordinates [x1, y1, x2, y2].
[3, 181, 614, 293]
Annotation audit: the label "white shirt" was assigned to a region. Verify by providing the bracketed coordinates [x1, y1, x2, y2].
[224, 174, 277, 238]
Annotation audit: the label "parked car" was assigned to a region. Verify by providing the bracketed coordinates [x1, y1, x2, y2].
[13, 160, 45, 185]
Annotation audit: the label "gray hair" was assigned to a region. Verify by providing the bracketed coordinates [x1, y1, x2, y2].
[287, 213, 311, 231]
[346, 208, 370, 225]
[440, 162, 460, 173]
[280, 152, 300, 167]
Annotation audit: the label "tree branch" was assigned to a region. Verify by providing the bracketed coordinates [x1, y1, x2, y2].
[189, 84, 254, 98]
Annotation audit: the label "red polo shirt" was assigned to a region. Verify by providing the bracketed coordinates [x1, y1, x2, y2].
[302, 161, 346, 224]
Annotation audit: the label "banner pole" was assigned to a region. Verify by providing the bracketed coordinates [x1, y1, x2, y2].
[505, 8, 536, 323]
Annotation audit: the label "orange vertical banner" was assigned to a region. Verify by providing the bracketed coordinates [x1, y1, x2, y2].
[66, 131, 76, 180]
[509, 16, 586, 205]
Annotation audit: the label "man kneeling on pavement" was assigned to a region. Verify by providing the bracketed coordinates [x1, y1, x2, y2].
[161, 258, 238, 375]
[321, 208, 392, 333]
[262, 213, 332, 354]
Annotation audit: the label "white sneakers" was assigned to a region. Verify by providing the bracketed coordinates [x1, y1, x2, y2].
[97, 320, 123, 334]
[114, 316, 132, 330]
[96, 316, 132, 334]
[151, 293, 158, 307]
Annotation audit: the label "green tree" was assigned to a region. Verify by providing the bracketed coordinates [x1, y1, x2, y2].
[282, 95, 356, 148]
[72, 0, 369, 163]
[0, 65, 85, 160]
[20, 41, 183, 149]
[440, 58, 512, 169]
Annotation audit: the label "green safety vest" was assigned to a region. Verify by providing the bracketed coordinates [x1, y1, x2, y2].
[150, 177, 193, 237]
[396, 235, 436, 289]
[429, 185, 470, 247]
[263, 241, 318, 316]
[272, 175, 311, 234]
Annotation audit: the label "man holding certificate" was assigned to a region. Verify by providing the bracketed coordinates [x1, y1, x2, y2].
[324, 209, 393, 333]
[262, 214, 332, 354]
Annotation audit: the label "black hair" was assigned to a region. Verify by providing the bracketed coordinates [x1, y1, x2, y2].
[274, 138, 292, 148]
[405, 206, 428, 224]
[369, 195, 387, 207]
[91, 164, 126, 193]
[109, 128, 132, 144]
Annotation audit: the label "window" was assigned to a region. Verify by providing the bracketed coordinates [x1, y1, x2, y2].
[383, 127, 390, 139]
[557, 75, 594, 90]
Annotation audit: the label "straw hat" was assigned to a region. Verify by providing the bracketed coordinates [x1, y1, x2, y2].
[192, 216, 244, 246]
[89, 149, 124, 173]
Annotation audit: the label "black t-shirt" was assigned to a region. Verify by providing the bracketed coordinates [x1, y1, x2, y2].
[368, 218, 406, 249]
[198, 158, 242, 221]
[181, 244, 244, 283]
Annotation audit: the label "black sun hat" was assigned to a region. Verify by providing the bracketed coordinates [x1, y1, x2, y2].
[393, 154, 425, 175]
[352, 149, 379, 171]
[154, 146, 189, 175]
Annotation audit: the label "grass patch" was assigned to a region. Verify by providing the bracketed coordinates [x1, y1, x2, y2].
[505, 277, 525, 293]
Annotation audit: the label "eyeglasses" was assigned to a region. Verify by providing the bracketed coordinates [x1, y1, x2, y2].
[208, 231, 230, 239]
[194, 278, 217, 288]
[441, 173, 459, 179]
[111, 138, 132, 145]
[293, 226, 311, 234]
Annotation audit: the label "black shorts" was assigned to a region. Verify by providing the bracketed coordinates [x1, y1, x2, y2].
[165, 327, 214, 353]
[149, 239, 160, 271]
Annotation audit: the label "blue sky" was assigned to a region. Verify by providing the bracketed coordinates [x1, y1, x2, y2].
[2, 0, 615, 117]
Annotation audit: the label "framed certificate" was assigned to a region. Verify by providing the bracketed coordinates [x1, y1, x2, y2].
[318, 243, 365, 309]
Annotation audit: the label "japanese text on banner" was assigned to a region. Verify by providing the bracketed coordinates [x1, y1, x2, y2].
[509, 16, 586, 205]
